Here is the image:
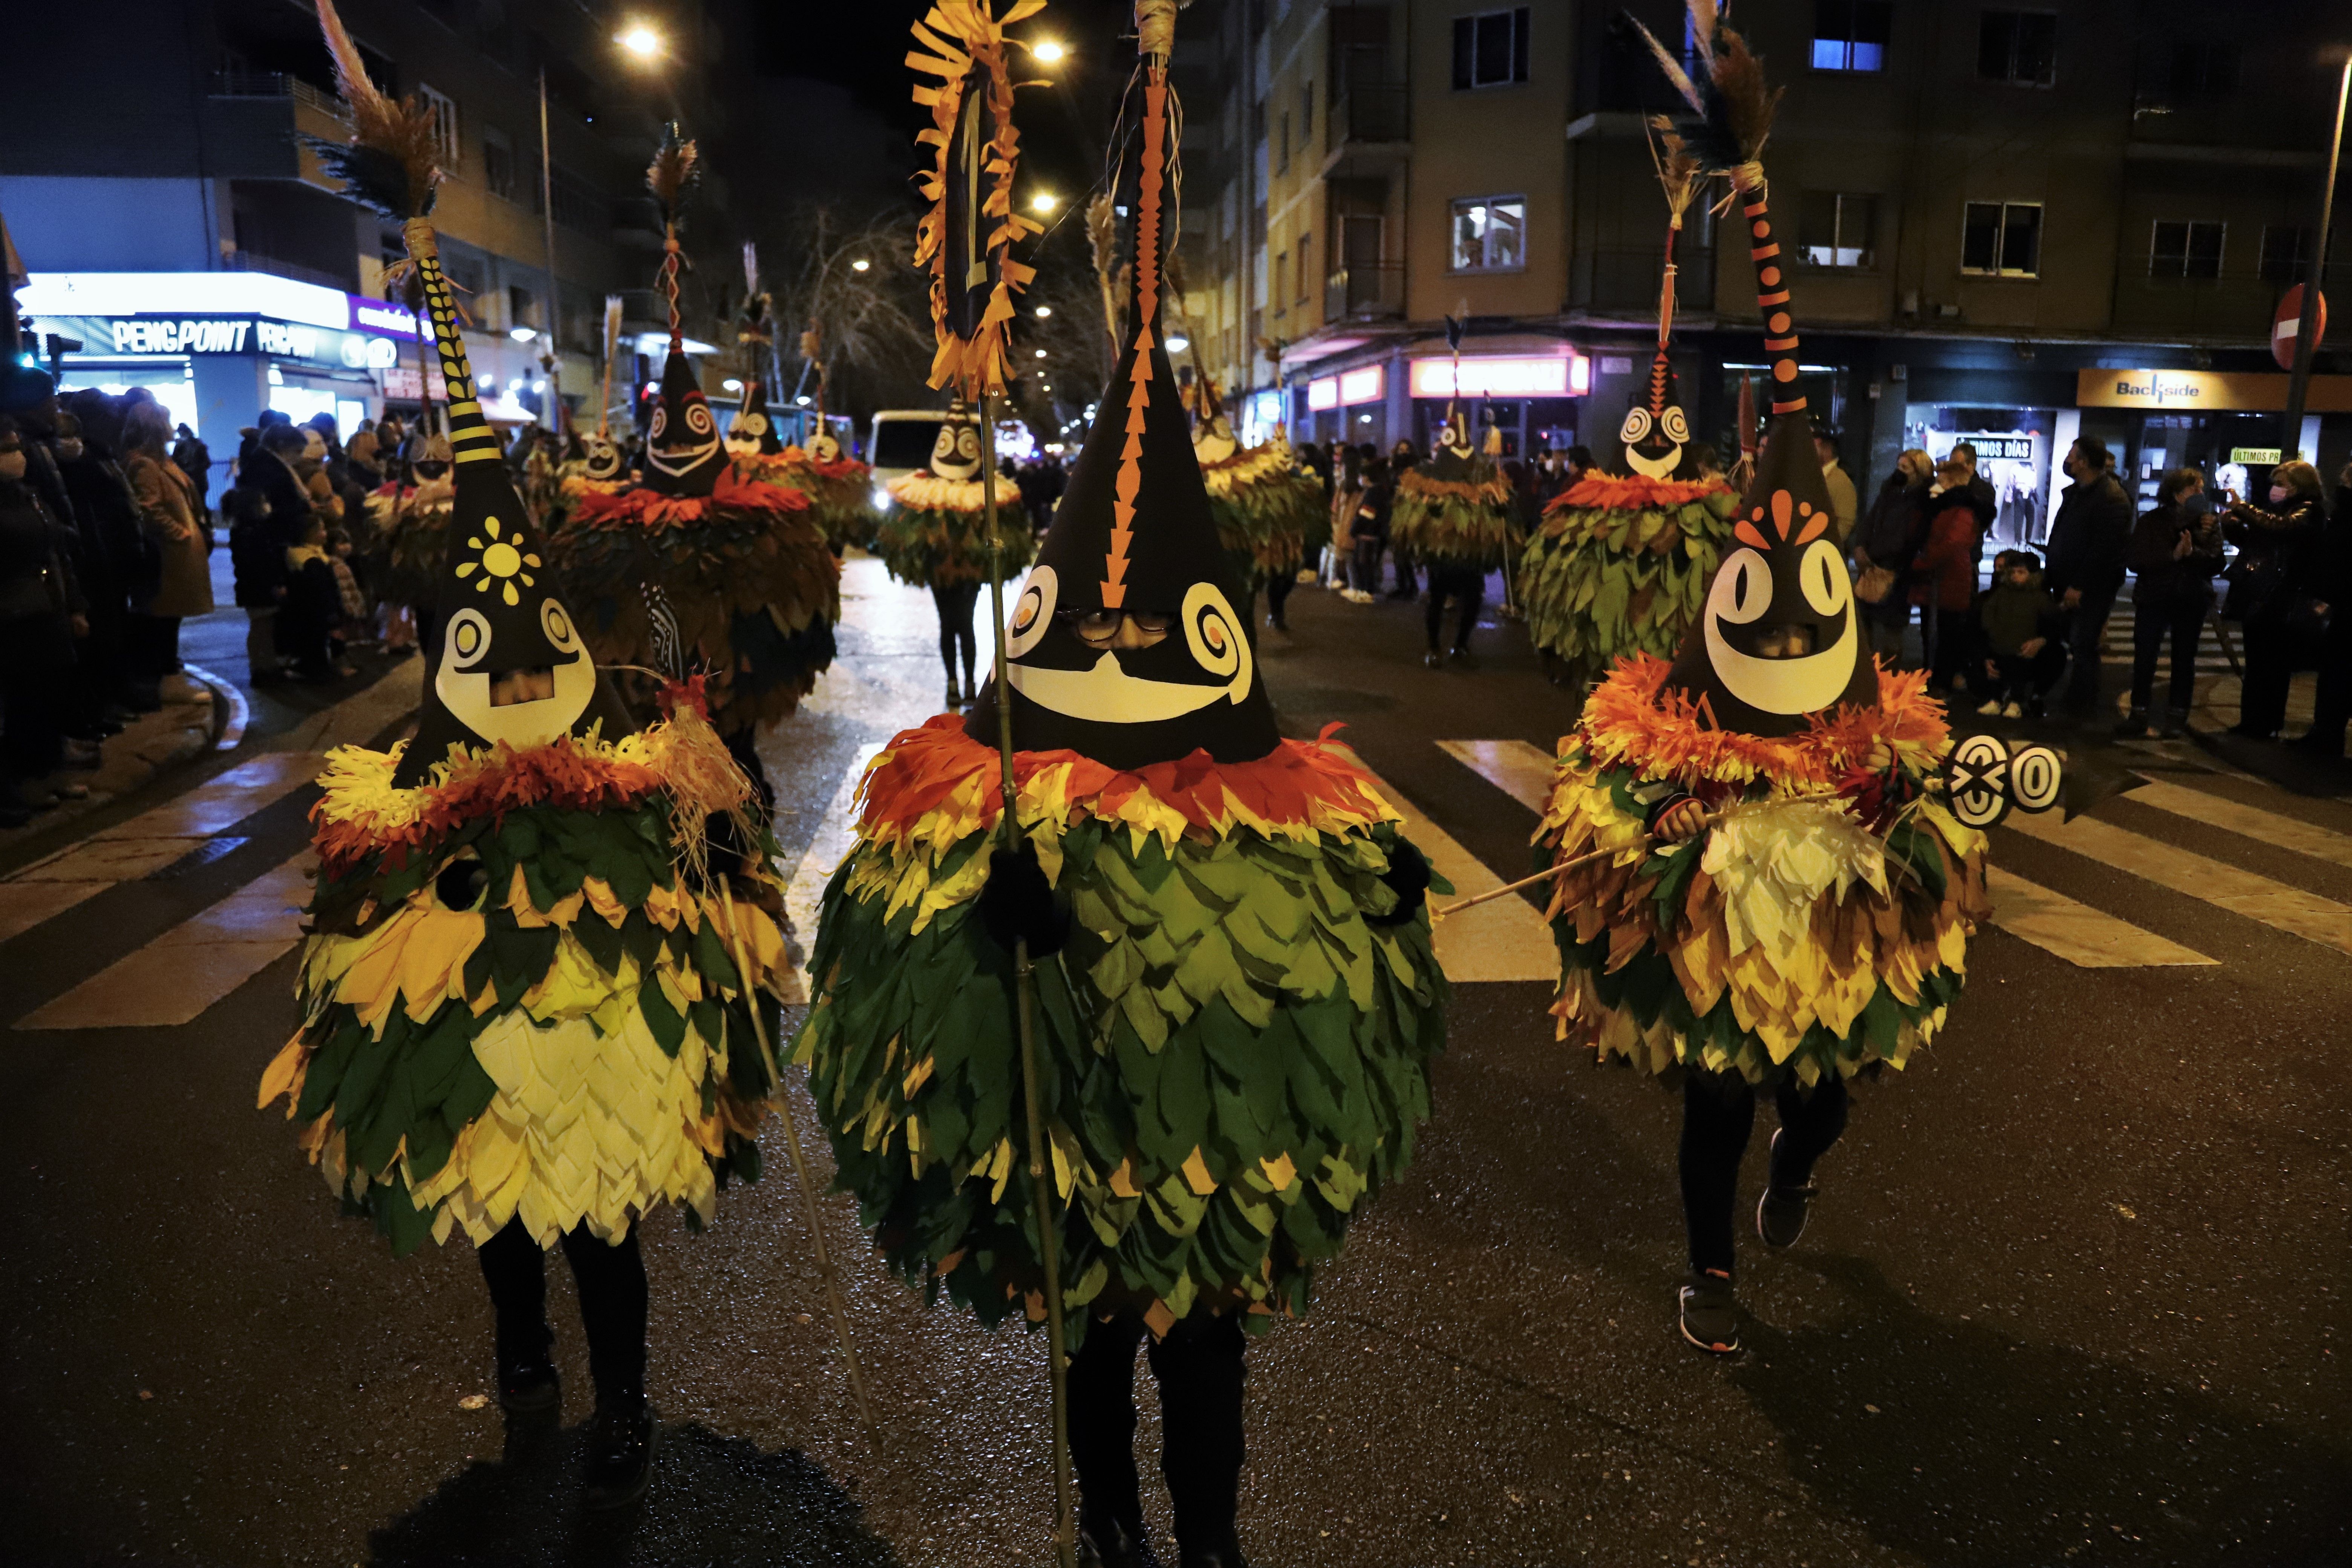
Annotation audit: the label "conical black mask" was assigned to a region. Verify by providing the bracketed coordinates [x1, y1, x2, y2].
[641, 346, 727, 497]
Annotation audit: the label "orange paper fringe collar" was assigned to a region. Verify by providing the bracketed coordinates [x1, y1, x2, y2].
[1578, 654, 1952, 790]
[1545, 473, 1732, 516]
[568, 465, 811, 531]
[855, 714, 1401, 854]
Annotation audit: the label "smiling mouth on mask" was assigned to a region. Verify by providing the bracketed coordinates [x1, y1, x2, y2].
[1745, 624, 1817, 660]
[488, 668, 557, 707]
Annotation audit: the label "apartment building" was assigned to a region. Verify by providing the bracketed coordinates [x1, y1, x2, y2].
[1181, 0, 2351, 539]
[1, 0, 719, 462]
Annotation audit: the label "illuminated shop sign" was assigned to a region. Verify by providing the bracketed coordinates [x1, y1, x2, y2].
[111, 318, 256, 354]
[1307, 376, 1338, 410]
[1338, 365, 1384, 404]
[2076, 368, 2352, 413]
[1409, 354, 1588, 398]
[352, 301, 423, 338]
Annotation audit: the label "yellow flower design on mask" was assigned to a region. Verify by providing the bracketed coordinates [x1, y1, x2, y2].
[452, 516, 542, 606]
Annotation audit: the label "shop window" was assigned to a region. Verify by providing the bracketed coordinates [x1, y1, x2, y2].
[418, 84, 461, 169]
[1812, 0, 1890, 72]
[1451, 8, 1530, 91]
[2259, 225, 2312, 284]
[482, 128, 518, 201]
[1450, 196, 1525, 272]
[1800, 191, 1877, 268]
[1978, 10, 2057, 87]
[1962, 201, 2041, 277]
[2149, 221, 2225, 281]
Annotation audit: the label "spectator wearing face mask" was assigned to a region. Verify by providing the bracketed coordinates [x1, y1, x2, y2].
[120, 400, 216, 682]
[0, 416, 94, 824]
[2222, 459, 2329, 741]
[2041, 436, 2134, 720]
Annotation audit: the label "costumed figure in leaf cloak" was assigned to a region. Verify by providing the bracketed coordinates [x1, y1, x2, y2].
[876, 401, 1035, 709]
[798, 8, 1446, 1561]
[557, 294, 634, 513]
[1391, 318, 1516, 667]
[1190, 373, 1323, 634]
[1520, 126, 1738, 692]
[732, 309, 880, 553]
[262, 0, 801, 1508]
[362, 278, 458, 647]
[1534, 5, 2014, 1358]
[550, 129, 841, 796]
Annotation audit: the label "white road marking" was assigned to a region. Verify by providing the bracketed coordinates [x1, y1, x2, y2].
[1983, 867, 2216, 968]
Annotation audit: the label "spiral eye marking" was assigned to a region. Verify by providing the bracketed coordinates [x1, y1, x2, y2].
[541, 598, 579, 654]
[1619, 406, 1654, 444]
[2009, 745, 2063, 813]
[649, 406, 668, 439]
[1661, 406, 1690, 443]
[685, 402, 715, 435]
[1180, 581, 1253, 704]
[1005, 565, 1057, 658]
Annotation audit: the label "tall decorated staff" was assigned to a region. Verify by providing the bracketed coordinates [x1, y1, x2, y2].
[1519, 123, 1739, 691]
[1392, 315, 1517, 665]
[798, 4, 1448, 1562]
[262, 0, 800, 1511]
[549, 126, 841, 796]
[792, 319, 881, 550]
[558, 293, 631, 508]
[1532, 2, 2030, 1359]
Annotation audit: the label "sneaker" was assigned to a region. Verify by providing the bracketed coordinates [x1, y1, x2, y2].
[496, 1342, 560, 1415]
[2158, 709, 2189, 740]
[2114, 710, 2150, 738]
[1976, 699, 2002, 716]
[1079, 1504, 1161, 1568]
[582, 1400, 656, 1510]
[2006, 700, 2028, 720]
[1294, 568, 1317, 584]
[945, 677, 963, 709]
[1678, 1269, 1740, 1355]
[1756, 1130, 1817, 1249]
[1422, 651, 1444, 669]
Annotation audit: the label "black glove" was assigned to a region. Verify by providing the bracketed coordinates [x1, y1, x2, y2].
[977, 840, 1070, 957]
[1367, 838, 1431, 927]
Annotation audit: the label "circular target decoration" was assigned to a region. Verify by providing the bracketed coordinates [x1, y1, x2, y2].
[2009, 744, 2063, 813]
[1943, 733, 2012, 828]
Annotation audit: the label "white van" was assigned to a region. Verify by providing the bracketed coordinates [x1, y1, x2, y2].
[866, 410, 954, 504]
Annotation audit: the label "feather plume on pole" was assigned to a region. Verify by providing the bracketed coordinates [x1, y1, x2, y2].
[1086, 192, 1120, 361]
[646, 125, 700, 345]
[306, 0, 441, 223]
[598, 294, 623, 438]
[1630, 1, 1807, 416]
[1733, 371, 1758, 486]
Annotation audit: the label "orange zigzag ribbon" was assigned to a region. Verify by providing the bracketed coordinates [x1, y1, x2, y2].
[1104, 75, 1169, 609]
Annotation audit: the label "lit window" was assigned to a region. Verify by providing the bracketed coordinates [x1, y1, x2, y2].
[1811, 0, 1890, 72]
[1450, 196, 1525, 273]
[2150, 221, 2225, 282]
[1451, 8, 1530, 90]
[1978, 10, 2057, 87]
[1800, 191, 1877, 268]
[1961, 201, 2042, 278]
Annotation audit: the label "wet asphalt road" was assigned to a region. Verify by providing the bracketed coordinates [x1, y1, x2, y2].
[0, 559, 2346, 1567]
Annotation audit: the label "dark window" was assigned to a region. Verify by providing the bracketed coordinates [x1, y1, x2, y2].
[2150, 220, 2225, 280]
[1812, 0, 1891, 72]
[1452, 8, 1530, 90]
[1979, 10, 2057, 86]
[2166, 41, 2239, 102]
[1297, 240, 1312, 305]
[1277, 110, 1290, 174]
[1962, 201, 2041, 277]
[2260, 225, 2313, 283]
[1273, 251, 1287, 316]
[1800, 191, 1877, 268]
[1302, 80, 1314, 139]
[482, 131, 518, 201]
[507, 285, 536, 332]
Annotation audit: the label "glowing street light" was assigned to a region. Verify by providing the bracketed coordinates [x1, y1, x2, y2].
[1034, 348, 1048, 358]
[508, 326, 537, 343]
[1033, 39, 1066, 63]
[850, 258, 871, 273]
[1031, 191, 1059, 214]
[616, 23, 663, 60]
[1166, 334, 1190, 353]
[1034, 305, 1053, 318]
[722, 378, 743, 392]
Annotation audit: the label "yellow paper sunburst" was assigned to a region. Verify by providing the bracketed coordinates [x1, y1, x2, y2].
[452, 515, 542, 606]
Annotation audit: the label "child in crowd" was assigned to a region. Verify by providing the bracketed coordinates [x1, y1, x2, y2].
[278, 518, 355, 681]
[1973, 548, 2066, 718]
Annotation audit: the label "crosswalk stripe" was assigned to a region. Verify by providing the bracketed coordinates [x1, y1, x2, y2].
[2004, 809, 2352, 956]
[1433, 737, 2226, 971]
[16, 851, 314, 1030]
[2125, 777, 2352, 870]
[1356, 760, 1557, 983]
[1983, 866, 2217, 967]
[0, 752, 321, 948]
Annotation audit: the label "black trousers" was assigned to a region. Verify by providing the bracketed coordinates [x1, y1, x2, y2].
[1680, 1073, 1849, 1277]
[477, 1220, 648, 1408]
[2060, 587, 2116, 715]
[2237, 616, 2296, 737]
[1424, 566, 1483, 654]
[722, 722, 773, 811]
[1969, 644, 2066, 706]
[933, 580, 980, 687]
[2306, 609, 2352, 754]
[2129, 593, 2207, 717]
[1265, 570, 1295, 627]
[1067, 1310, 1247, 1557]
[1389, 545, 1418, 596]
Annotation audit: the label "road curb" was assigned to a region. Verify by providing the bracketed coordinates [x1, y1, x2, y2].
[0, 674, 221, 855]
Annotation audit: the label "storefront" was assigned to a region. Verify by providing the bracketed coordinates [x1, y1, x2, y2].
[1288, 341, 1589, 458]
[18, 271, 544, 473]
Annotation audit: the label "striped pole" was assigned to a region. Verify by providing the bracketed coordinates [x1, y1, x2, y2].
[1734, 171, 1806, 419]
[404, 217, 504, 469]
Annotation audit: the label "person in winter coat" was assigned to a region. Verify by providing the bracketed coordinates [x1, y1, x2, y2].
[231, 422, 316, 683]
[1851, 449, 1933, 663]
[170, 424, 214, 521]
[1971, 549, 2067, 717]
[2222, 459, 2329, 740]
[2042, 436, 2134, 719]
[121, 401, 214, 681]
[0, 417, 92, 824]
[1326, 444, 1363, 593]
[2119, 467, 2222, 738]
[1911, 458, 1982, 692]
[1813, 426, 1859, 545]
[2290, 461, 2352, 758]
[53, 397, 155, 715]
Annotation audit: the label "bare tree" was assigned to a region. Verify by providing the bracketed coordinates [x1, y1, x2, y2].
[756, 206, 936, 426]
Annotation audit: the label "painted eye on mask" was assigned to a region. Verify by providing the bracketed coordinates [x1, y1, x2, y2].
[957, 430, 982, 461]
[649, 406, 668, 440]
[540, 599, 580, 655]
[446, 607, 492, 670]
[1714, 548, 1772, 625]
[1661, 407, 1690, 444]
[434, 855, 490, 911]
[1799, 538, 1852, 617]
[685, 402, 715, 436]
[1620, 407, 1654, 445]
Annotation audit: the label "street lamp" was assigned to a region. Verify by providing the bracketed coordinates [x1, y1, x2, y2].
[1031, 192, 1059, 214]
[617, 24, 662, 60]
[1034, 305, 1052, 318]
[1034, 348, 1048, 358]
[850, 258, 871, 273]
[510, 326, 537, 342]
[1033, 40, 1066, 63]
[2282, 49, 2351, 454]
[1166, 334, 1189, 353]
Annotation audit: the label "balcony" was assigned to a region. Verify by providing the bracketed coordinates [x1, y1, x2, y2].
[1325, 262, 1405, 322]
[208, 70, 344, 118]
[1322, 84, 1409, 178]
[224, 250, 353, 293]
